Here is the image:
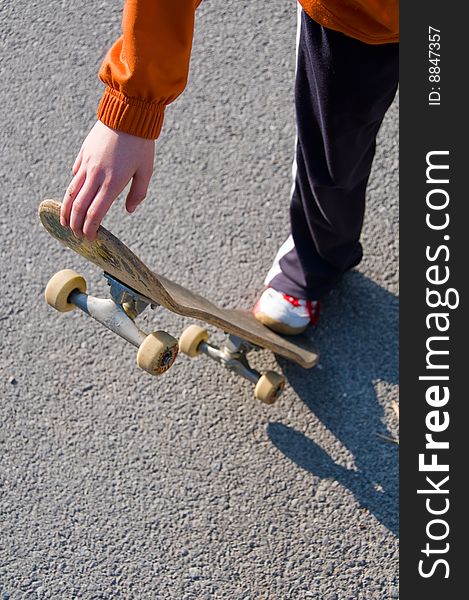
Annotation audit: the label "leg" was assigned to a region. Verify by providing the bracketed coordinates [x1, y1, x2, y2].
[267, 11, 399, 299]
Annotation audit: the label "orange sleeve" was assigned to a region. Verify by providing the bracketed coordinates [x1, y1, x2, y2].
[299, 1, 399, 45]
[97, 0, 202, 140]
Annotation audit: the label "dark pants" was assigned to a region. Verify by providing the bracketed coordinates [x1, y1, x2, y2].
[266, 10, 399, 299]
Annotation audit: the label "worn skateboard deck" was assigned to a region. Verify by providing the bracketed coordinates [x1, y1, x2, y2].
[39, 200, 318, 368]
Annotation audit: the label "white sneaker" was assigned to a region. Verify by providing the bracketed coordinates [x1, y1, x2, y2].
[253, 287, 320, 335]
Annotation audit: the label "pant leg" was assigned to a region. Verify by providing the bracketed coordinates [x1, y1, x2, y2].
[267, 10, 399, 299]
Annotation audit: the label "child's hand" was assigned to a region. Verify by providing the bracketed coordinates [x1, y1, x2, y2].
[60, 120, 155, 241]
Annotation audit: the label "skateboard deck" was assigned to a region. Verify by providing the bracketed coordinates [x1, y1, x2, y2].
[39, 199, 318, 369]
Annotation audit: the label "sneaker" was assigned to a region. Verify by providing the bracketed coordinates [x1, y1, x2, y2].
[253, 287, 320, 335]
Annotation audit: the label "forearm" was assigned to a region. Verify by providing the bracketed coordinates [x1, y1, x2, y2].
[97, 0, 202, 139]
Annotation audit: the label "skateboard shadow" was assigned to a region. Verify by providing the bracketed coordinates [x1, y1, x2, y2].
[268, 271, 399, 536]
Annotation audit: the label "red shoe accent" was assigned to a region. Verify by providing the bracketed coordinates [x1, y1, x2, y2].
[282, 291, 320, 326]
[282, 293, 301, 308]
[306, 300, 320, 326]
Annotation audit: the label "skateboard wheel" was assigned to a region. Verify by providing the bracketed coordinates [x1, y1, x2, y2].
[254, 371, 285, 404]
[44, 269, 87, 312]
[137, 331, 179, 376]
[179, 325, 209, 357]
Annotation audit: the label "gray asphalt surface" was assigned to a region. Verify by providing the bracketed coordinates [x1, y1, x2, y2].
[1, 1, 399, 598]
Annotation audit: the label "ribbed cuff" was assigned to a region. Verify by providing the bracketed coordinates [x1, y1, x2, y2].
[97, 87, 166, 140]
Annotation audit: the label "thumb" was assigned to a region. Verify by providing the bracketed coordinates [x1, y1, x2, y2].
[125, 170, 151, 214]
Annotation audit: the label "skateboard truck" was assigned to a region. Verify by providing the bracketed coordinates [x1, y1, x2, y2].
[199, 335, 261, 384]
[179, 327, 286, 404]
[104, 273, 155, 320]
[44, 269, 286, 403]
[44, 270, 179, 376]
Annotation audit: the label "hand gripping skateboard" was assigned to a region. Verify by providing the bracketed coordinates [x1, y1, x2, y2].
[39, 200, 318, 404]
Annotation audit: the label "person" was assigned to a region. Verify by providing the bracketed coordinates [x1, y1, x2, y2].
[60, 0, 399, 335]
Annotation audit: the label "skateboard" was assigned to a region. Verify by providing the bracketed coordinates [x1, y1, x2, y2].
[39, 199, 318, 403]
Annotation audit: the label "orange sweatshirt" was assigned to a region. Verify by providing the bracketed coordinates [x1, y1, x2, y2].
[97, 1, 399, 140]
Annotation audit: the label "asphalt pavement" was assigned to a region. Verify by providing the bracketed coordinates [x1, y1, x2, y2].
[1, 1, 399, 598]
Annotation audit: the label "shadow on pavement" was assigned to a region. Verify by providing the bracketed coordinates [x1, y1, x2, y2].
[269, 271, 399, 536]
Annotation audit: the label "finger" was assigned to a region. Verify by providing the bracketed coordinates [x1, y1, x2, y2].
[125, 169, 151, 214]
[69, 177, 103, 239]
[72, 148, 84, 176]
[61, 169, 86, 227]
[82, 187, 116, 241]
